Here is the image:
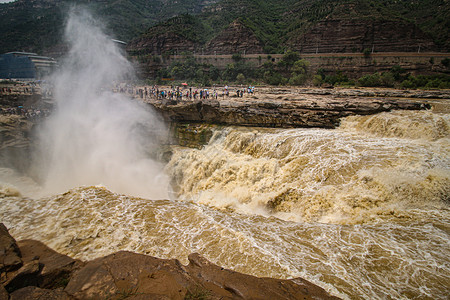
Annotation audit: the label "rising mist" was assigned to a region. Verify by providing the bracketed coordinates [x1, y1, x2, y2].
[33, 8, 170, 199]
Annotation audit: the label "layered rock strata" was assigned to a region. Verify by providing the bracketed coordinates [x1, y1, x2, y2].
[287, 19, 437, 53]
[149, 88, 437, 129]
[205, 20, 265, 55]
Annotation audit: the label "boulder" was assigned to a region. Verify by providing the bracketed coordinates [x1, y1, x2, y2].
[3, 259, 41, 292]
[186, 253, 340, 300]
[64, 251, 192, 300]
[64, 251, 339, 300]
[10, 286, 75, 300]
[1, 223, 82, 294]
[0, 284, 8, 300]
[0, 223, 22, 274]
[17, 240, 82, 289]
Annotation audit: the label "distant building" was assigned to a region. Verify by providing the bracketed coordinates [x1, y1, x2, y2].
[0, 52, 57, 80]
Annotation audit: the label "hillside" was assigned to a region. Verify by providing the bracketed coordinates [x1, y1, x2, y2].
[1, 0, 449, 57]
[0, 0, 219, 55]
[127, 0, 449, 55]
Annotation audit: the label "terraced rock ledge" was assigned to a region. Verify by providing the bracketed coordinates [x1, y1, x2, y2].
[149, 87, 444, 129]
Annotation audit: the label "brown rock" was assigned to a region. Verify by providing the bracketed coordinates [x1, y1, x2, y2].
[10, 286, 75, 300]
[205, 19, 264, 55]
[64, 251, 191, 300]
[64, 251, 339, 300]
[128, 31, 199, 56]
[4, 259, 41, 292]
[0, 284, 8, 300]
[0, 223, 22, 274]
[186, 253, 339, 300]
[17, 239, 82, 289]
[287, 19, 437, 53]
[151, 88, 432, 129]
[1, 224, 83, 294]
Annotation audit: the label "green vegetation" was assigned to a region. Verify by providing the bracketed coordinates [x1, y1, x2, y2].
[143, 14, 212, 45]
[1, 0, 448, 55]
[315, 65, 450, 89]
[152, 53, 450, 90]
[0, 0, 216, 54]
[153, 50, 312, 86]
[156, 52, 257, 86]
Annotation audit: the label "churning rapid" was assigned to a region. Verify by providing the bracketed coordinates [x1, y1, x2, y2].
[0, 9, 449, 300]
[167, 110, 449, 225]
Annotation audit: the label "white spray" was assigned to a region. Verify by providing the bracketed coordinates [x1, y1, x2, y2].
[34, 8, 170, 199]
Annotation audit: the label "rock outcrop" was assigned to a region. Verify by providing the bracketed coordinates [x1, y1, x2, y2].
[127, 31, 199, 56]
[205, 20, 264, 55]
[0, 224, 22, 274]
[0, 223, 340, 299]
[0, 115, 34, 173]
[150, 87, 438, 129]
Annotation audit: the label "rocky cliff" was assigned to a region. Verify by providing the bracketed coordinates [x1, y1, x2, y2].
[204, 20, 264, 55]
[128, 31, 199, 56]
[128, 17, 440, 58]
[0, 223, 340, 299]
[286, 19, 437, 53]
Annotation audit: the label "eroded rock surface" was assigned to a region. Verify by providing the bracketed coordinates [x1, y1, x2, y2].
[0, 223, 22, 274]
[150, 87, 439, 129]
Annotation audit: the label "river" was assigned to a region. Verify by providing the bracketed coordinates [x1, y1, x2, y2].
[1, 109, 449, 299]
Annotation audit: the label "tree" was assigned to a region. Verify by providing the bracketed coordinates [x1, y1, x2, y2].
[236, 73, 246, 84]
[289, 73, 307, 85]
[278, 50, 300, 70]
[292, 59, 309, 74]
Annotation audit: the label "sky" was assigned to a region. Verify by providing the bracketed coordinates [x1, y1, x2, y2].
[0, 0, 16, 3]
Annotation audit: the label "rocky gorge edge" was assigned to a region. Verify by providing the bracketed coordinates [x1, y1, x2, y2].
[149, 87, 441, 129]
[0, 223, 340, 300]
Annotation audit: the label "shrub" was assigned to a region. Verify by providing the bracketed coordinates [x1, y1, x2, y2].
[291, 59, 309, 74]
[425, 78, 442, 89]
[358, 73, 382, 87]
[289, 73, 307, 85]
[264, 71, 284, 85]
[401, 79, 416, 89]
[390, 65, 407, 81]
[153, 56, 161, 63]
[236, 73, 246, 84]
[324, 72, 348, 85]
[312, 75, 323, 86]
[278, 50, 300, 70]
[380, 72, 395, 87]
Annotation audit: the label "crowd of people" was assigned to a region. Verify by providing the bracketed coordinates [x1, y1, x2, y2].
[0, 81, 41, 95]
[0, 82, 257, 120]
[0, 81, 51, 120]
[116, 84, 256, 103]
[0, 106, 50, 120]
